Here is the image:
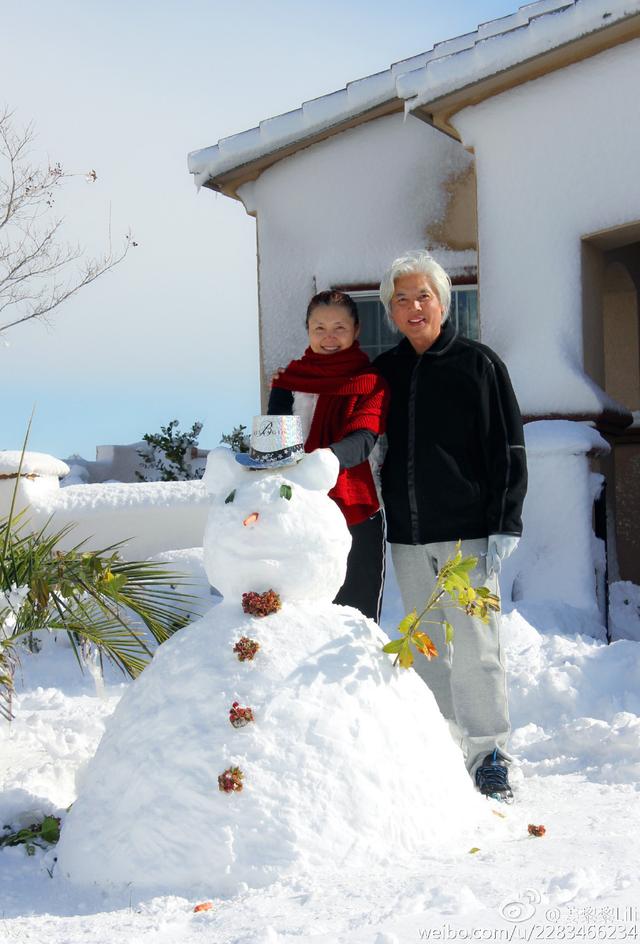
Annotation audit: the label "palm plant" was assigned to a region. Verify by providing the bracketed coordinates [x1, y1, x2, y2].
[0, 518, 197, 721]
[1, 425, 197, 720]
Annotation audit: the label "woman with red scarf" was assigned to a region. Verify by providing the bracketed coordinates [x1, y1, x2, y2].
[268, 291, 389, 622]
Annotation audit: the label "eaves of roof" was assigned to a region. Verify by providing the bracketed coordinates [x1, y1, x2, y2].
[189, 96, 403, 201]
[187, 55, 428, 200]
[398, 0, 640, 138]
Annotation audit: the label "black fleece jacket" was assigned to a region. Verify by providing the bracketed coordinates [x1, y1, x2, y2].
[373, 321, 527, 545]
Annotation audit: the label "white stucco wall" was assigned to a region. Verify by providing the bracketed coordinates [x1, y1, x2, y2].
[2, 472, 210, 561]
[238, 112, 475, 378]
[451, 38, 640, 417]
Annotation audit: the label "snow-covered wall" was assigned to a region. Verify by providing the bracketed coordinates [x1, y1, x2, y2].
[502, 421, 609, 624]
[239, 113, 476, 382]
[452, 38, 640, 417]
[1, 451, 211, 560]
[13, 479, 209, 560]
[30, 481, 210, 560]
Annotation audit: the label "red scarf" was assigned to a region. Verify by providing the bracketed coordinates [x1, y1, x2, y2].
[272, 343, 388, 525]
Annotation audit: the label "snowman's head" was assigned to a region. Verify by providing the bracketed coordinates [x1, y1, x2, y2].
[202, 448, 351, 604]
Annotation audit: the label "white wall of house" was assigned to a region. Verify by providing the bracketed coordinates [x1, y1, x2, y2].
[237, 112, 476, 379]
[451, 38, 640, 418]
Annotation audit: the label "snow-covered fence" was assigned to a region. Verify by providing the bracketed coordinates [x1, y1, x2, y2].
[0, 452, 210, 560]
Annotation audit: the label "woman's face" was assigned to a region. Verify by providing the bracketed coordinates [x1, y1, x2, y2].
[307, 305, 359, 355]
[390, 273, 444, 354]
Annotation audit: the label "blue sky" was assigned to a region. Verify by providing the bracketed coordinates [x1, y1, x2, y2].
[1, 0, 519, 459]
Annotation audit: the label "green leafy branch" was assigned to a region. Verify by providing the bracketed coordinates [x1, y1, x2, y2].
[0, 815, 60, 856]
[219, 424, 249, 454]
[136, 418, 204, 481]
[382, 541, 500, 669]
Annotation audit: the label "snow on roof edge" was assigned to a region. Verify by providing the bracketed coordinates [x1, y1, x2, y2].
[398, 0, 640, 115]
[524, 420, 609, 455]
[187, 79, 398, 188]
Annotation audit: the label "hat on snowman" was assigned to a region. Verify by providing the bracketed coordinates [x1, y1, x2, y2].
[235, 415, 305, 470]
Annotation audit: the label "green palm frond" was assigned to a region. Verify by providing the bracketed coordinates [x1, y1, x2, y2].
[1, 513, 200, 720]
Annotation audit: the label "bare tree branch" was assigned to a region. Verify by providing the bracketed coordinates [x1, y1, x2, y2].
[0, 107, 133, 335]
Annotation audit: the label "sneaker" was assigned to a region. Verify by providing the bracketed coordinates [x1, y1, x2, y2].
[475, 749, 514, 803]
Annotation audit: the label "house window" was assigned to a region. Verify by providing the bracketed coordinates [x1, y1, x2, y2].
[349, 293, 398, 361]
[349, 286, 479, 361]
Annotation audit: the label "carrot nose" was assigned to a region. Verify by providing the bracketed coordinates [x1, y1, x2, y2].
[243, 512, 260, 527]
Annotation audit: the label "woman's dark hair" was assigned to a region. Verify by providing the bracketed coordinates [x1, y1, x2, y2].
[305, 290, 359, 327]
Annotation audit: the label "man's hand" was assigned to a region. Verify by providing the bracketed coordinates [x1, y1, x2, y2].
[271, 367, 285, 384]
[487, 534, 520, 576]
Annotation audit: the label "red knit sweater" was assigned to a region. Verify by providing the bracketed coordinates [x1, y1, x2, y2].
[272, 344, 388, 526]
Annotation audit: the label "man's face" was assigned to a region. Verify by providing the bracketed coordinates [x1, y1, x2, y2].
[390, 273, 444, 354]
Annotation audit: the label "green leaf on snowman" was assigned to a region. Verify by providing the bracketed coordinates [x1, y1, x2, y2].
[279, 484, 292, 501]
[224, 489, 236, 504]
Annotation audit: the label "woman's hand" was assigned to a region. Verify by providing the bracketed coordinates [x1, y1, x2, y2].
[270, 367, 286, 385]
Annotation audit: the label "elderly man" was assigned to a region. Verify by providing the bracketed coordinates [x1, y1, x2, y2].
[373, 250, 527, 801]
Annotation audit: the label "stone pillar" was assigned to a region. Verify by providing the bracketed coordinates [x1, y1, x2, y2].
[0, 452, 70, 523]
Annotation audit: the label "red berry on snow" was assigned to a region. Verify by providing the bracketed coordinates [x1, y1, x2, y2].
[229, 702, 255, 728]
[218, 766, 244, 794]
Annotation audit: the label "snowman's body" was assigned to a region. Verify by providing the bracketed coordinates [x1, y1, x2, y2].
[56, 449, 490, 895]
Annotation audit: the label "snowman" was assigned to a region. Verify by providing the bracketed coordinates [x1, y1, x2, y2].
[56, 417, 492, 896]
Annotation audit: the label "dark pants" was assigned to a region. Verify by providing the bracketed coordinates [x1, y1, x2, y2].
[333, 509, 386, 623]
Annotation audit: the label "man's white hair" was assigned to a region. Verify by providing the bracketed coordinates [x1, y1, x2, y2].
[379, 250, 452, 330]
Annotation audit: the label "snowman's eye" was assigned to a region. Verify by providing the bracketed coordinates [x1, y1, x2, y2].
[224, 490, 236, 504]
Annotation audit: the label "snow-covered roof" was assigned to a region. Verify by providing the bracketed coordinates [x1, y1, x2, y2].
[188, 56, 420, 194]
[188, 0, 639, 196]
[398, 0, 640, 123]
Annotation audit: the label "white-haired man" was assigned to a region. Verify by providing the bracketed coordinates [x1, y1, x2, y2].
[373, 250, 527, 801]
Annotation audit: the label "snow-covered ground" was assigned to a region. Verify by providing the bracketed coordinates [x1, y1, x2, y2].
[2, 561, 640, 944]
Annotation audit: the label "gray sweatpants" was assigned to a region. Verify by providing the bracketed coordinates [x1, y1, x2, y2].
[391, 538, 511, 776]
